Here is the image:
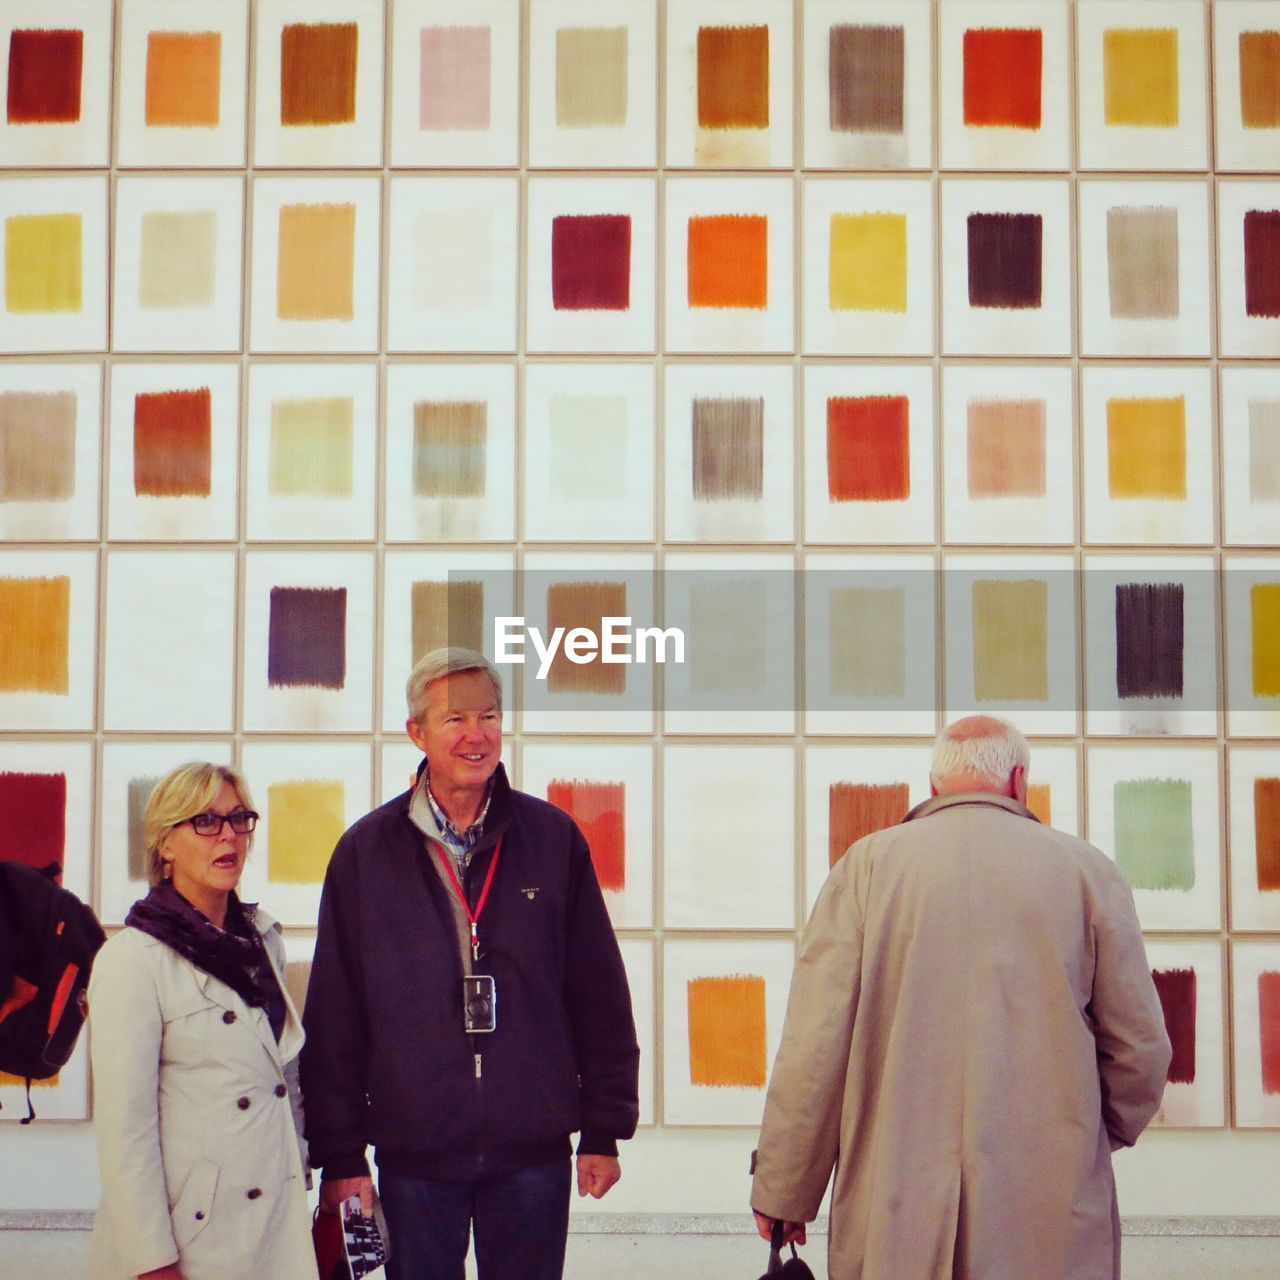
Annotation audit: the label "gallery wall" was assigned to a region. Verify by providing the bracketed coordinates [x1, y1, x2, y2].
[2, 0, 1280, 1216]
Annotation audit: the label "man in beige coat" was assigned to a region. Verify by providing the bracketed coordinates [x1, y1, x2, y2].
[751, 715, 1171, 1280]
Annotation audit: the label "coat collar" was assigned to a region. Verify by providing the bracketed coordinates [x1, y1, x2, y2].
[902, 790, 1040, 825]
[191, 905, 304, 1071]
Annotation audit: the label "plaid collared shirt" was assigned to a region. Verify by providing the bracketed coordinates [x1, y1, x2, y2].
[412, 762, 492, 879]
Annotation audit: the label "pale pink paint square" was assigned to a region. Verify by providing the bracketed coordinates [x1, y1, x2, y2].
[420, 26, 491, 131]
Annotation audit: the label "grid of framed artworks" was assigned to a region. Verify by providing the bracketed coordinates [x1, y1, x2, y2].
[2, 0, 1280, 1136]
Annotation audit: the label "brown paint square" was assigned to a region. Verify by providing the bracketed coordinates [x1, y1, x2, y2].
[545, 581, 627, 695]
[0, 390, 75, 502]
[7, 29, 83, 124]
[1240, 31, 1280, 129]
[1107, 206, 1179, 320]
[697, 25, 769, 129]
[280, 22, 358, 126]
[1245, 209, 1280, 318]
[967, 212, 1042, 310]
[691, 397, 764, 501]
[829, 24, 903, 135]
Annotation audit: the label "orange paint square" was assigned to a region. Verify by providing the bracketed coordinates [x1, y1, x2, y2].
[145, 31, 221, 128]
[276, 203, 355, 322]
[687, 974, 766, 1088]
[687, 214, 767, 310]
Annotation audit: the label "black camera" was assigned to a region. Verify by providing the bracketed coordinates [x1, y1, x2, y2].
[463, 974, 497, 1034]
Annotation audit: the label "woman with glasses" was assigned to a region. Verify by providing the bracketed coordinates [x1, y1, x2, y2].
[87, 762, 317, 1280]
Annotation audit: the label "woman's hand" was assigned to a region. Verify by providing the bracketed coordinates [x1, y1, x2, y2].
[138, 1267, 183, 1280]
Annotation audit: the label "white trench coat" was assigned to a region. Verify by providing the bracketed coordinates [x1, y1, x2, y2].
[88, 910, 316, 1280]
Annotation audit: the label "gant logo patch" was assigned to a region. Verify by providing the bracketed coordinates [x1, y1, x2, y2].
[521, 886, 540, 900]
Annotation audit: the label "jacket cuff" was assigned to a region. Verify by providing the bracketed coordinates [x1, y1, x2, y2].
[319, 1153, 371, 1180]
[576, 1131, 620, 1157]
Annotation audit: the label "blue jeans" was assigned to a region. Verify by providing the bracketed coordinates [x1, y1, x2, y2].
[379, 1161, 572, 1280]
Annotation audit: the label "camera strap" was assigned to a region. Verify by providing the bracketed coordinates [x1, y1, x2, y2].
[433, 836, 505, 962]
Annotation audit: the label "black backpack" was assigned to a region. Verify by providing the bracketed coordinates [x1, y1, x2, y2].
[0, 861, 106, 1122]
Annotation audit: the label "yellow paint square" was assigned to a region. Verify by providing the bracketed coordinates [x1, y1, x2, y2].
[267, 779, 345, 884]
[829, 213, 907, 313]
[1104, 28, 1179, 127]
[1107, 397, 1187, 500]
[5, 214, 82, 314]
[1253, 583, 1280, 698]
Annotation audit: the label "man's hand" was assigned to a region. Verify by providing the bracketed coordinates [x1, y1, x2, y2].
[321, 1174, 374, 1217]
[753, 1209, 806, 1246]
[576, 1154, 621, 1199]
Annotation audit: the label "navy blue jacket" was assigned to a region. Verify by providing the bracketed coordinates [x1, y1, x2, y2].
[300, 764, 639, 1180]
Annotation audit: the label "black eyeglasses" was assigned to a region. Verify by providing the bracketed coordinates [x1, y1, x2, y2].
[182, 810, 259, 836]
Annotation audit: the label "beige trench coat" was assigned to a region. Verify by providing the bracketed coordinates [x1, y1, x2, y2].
[752, 793, 1171, 1280]
[88, 910, 316, 1280]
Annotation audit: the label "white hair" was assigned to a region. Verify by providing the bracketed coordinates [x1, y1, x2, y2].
[930, 716, 1029, 789]
[405, 647, 503, 722]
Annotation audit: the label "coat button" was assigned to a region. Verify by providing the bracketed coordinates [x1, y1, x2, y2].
[222, 1010, 236, 1024]
[236, 1096, 251, 1110]
[194, 1211, 205, 1221]
[246, 1188, 262, 1200]
[274, 1083, 287, 1098]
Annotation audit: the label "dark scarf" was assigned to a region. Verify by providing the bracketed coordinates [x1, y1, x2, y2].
[126, 882, 286, 1041]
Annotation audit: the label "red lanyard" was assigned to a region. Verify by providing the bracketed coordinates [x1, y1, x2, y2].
[433, 837, 503, 963]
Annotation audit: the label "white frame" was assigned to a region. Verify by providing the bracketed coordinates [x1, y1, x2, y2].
[938, 0, 1071, 172]
[244, 362, 377, 543]
[1218, 181, 1280, 358]
[102, 549, 236, 732]
[0, 549, 96, 731]
[661, 937, 794, 1126]
[525, 177, 657, 355]
[664, 176, 795, 354]
[802, 177, 934, 356]
[1225, 555, 1280, 738]
[384, 363, 516, 544]
[1078, 180, 1213, 358]
[665, 362, 794, 544]
[1230, 940, 1280, 1128]
[527, 0, 657, 169]
[106, 362, 239, 542]
[251, 0, 384, 168]
[523, 362, 655, 543]
[1080, 364, 1215, 546]
[0, 176, 107, 353]
[1218, 367, 1280, 547]
[0, 362, 101, 542]
[941, 363, 1074, 546]
[1214, 1, 1280, 173]
[0, 0, 112, 168]
[389, 0, 520, 168]
[0, 740, 93, 902]
[802, 552, 937, 737]
[112, 176, 244, 353]
[387, 176, 518, 354]
[802, 0, 932, 171]
[116, 0, 249, 168]
[1228, 747, 1280, 932]
[242, 550, 376, 732]
[1076, 0, 1209, 172]
[1085, 743, 1223, 931]
[939, 178, 1072, 356]
[665, 0, 793, 169]
[248, 176, 381, 354]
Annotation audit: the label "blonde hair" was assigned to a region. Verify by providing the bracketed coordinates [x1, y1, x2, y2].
[405, 647, 503, 722]
[144, 762, 255, 887]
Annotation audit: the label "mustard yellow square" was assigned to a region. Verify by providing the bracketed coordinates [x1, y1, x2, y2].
[829, 213, 907, 313]
[1103, 28, 1179, 127]
[1107, 397, 1187, 500]
[5, 214, 82, 314]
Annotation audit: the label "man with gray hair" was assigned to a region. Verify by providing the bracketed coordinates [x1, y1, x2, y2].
[751, 715, 1170, 1280]
[302, 647, 639, 1280]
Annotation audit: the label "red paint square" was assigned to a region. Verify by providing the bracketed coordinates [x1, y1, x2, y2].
[7, 29, 84, 124]
[0, 771, 67, 872]
[551, 214, 631, 311]
[1244, 209, 1280, 318]
[963, 28, 1042, 129]
[826, 395, 910, 502]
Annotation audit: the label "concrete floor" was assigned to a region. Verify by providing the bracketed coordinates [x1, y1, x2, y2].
[6, 1229, 1280, 1279]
